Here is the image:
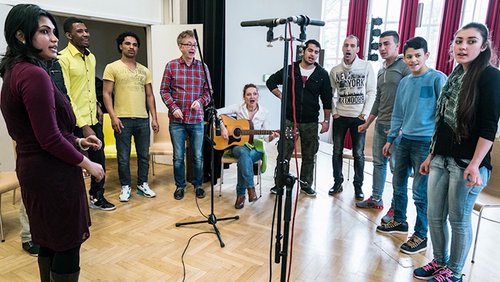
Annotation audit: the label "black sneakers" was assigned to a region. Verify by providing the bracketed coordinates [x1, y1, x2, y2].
[376, 220, 409, 234]
[400, 234, 427, 254]
[90, 195, 116, 211]
[22, 241, 39, 256]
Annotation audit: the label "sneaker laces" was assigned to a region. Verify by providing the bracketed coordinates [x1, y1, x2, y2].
[422, 259, 440, 272]
[406, 235, 424, 248]
[433, 268, 454, 282]
[383, 220, 401, 228]
[140, 183, 153, 192]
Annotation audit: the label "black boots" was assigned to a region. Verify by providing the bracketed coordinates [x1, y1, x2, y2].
[38, 256, 51, 282]
[354, 186, 364, 200]
[50, 270, 80, 282]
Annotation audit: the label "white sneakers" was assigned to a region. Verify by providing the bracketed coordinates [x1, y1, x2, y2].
[137, 182, 156, 198]
[119, 185, 132, 202]
[119, 183, 156, 202]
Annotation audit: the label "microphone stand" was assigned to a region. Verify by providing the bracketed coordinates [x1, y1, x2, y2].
[175, 29, 239, 248]
[241, 16, 324, 281]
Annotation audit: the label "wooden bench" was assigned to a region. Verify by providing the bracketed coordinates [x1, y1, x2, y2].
[0, 171, 19, 242]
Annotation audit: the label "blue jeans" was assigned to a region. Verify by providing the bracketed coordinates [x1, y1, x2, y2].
[115, 118, 150, 186]
[427, 155, 489, 275]
[169, 122, 204, 188]
[371, 122, 398, 201]
[231, 145, 263, 196]
[392, 138, 430, 239]
[332, 116, 365, 187]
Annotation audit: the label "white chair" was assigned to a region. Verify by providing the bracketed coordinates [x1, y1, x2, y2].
[149, 112, 174, 175]
[219, 155, 262, 197]
[471, 139, 500, 263]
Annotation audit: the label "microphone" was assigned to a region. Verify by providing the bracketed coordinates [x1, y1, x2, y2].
[288, 15, 325, 26]
[241, 18, 287, 27]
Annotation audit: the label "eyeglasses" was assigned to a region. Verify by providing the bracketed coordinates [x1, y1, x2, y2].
[180, 43, 198, 48]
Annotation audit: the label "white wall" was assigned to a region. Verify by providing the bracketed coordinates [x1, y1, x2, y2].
[0, 0, 164, 25]
[0, 4, 14, 170]
[225, 0, 324, 131]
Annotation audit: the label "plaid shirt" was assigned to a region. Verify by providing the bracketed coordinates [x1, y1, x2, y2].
[160, 57, 212, 124]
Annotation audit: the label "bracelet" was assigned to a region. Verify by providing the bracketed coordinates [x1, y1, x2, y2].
[77, 138, 89, 151]
[323, 120, 329, 123]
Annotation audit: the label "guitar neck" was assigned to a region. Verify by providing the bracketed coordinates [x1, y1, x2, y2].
[239, 130, 275, 136]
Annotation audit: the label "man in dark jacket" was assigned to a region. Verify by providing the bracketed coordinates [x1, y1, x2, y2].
[266, 39, 332, 196]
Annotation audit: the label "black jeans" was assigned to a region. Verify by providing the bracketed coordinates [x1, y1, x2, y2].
[331, 116, 366, 188]
[75, 122, 106, 197]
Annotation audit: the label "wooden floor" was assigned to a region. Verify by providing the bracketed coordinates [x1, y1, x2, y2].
[1, 142, 499, 281]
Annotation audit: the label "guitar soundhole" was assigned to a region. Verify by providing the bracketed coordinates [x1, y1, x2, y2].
[233, 128, 241, 138]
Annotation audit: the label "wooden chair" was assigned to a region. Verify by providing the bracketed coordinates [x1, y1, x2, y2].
[149, 112, 174, 175]
[343, 123, 375, 180]
[471, 139, 500, 263]
[219, 156, 262, 197]
[0, 171, 19, 242]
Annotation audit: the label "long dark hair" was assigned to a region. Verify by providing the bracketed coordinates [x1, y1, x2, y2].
[455, 22, 492, 139]
[0, 4, 59, 78]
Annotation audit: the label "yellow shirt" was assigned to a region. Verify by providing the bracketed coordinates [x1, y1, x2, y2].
[102, 60, 152, 118]
[58, 43, 97, 127]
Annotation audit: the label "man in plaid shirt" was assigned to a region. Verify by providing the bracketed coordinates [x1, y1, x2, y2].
[160, 30, 211, 200]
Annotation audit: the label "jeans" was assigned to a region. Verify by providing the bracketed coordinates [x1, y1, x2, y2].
[371, 122, 398, 201]
[76, 122, 106, 197]
[170, 122, 204, 188]
[115, 118, 150, 186]
[427, 155, 489, 275]
[392, 138, 431, 239]
[275, 120, 318, 189]
[231, 145, 263, 196]
[332, 116, 365, 188]
[19, 201, 31, 243]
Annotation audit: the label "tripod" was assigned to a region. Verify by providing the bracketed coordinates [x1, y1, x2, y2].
[175, 29, 239, 248]
[240, 16, 325, 281]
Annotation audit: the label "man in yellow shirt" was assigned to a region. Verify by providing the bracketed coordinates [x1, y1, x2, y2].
[102, 32, 159, 202]
[59, 17, 115, 211]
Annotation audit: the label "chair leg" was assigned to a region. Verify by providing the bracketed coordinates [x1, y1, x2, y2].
[151, 155, 155, 176]
[313, 155, 317, 191]
[258, 162, 262, 197]
[472, 207, 485, 263]
[1, 194, 4, 242]
[347, 158, 351, 181]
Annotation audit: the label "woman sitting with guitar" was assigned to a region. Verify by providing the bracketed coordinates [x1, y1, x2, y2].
[218, 83, 279, 209]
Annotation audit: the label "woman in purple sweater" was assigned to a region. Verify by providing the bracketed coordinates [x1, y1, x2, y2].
[0, 4, 104, 281]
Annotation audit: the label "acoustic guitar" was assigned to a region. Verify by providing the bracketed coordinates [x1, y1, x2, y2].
[213, 115, 277, 150]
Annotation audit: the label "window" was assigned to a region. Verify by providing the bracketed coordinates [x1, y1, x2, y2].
[320, 0, 349, 72]
[367, 0, 402, 71]
[415, 0, 445, 68]
[461, 0, 488, 25]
